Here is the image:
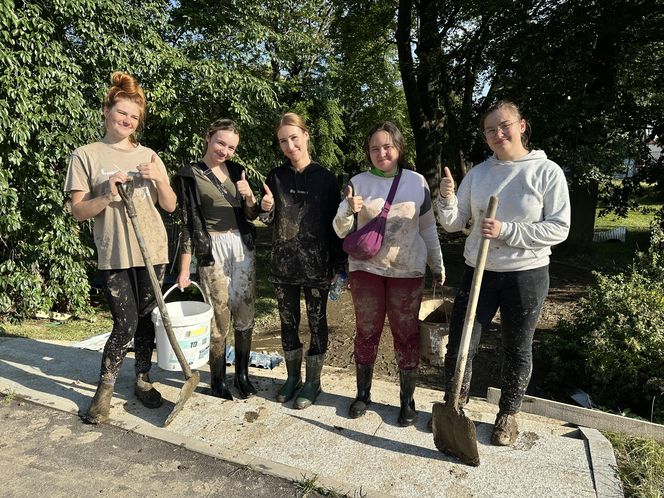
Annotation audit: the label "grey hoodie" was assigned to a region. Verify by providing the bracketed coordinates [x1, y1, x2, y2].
[437, 150, 571, 272]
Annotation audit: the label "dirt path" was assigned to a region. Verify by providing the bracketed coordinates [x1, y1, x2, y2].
[253, 234, 594, 399]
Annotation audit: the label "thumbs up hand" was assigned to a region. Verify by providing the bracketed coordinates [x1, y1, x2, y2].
[236, 170, 255, 205]
[261, 183, 274, 211]
[439, 166, 455, 199]
[137, 153, 166, 183]
[345, 184, 363, 214]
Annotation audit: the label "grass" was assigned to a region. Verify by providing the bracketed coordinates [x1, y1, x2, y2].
[604, 432, 664, 498]
[0, 313, 113, 342]
[295, 473, 366, 498]
[554, 189, 662, 272]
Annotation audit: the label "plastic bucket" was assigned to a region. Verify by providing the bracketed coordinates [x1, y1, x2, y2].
[419, 298, 452, 367]
[152, 282, 213, 372]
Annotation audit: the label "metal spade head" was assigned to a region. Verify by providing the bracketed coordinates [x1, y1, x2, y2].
[432, 401, 480, 467]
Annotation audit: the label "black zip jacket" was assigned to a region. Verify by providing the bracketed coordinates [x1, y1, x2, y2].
[260, 161, 346, 287]
[173, 161, 257, 267]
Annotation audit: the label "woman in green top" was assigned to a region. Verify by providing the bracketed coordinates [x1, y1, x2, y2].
[173, 119, 259, 400]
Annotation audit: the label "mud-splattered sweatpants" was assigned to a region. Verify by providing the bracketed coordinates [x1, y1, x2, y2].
[98, 264, 166, 384]
[350, 270, 424, 370]
[198, 231, 255, 363]
[274, 284, 329, 356]
[445, 264, 549, 414]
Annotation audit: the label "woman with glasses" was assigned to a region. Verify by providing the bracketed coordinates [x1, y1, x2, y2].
[259, 112, 346, 409]
[436, 100, 570, 446]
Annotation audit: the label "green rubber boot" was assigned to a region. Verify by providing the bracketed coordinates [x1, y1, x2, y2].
[276, 347, 303, 402]
[294, 353, 325, 410]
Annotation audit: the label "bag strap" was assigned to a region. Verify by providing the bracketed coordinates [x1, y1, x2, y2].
[196, 161, 241, 208]
[380, 168, 402, 217]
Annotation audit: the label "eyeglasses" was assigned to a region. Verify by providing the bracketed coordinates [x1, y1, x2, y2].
[482, 121, 516, 138]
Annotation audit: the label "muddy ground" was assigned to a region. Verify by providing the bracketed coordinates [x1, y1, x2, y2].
[252, 231, 594, 399]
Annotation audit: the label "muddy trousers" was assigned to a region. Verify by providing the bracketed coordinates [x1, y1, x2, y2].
[445, 264, 549, 414]
[198, 231, 256, 364]
[350, 271, 424, 370]
[98, 265, 166, 384]
[274, 284, 328, 355]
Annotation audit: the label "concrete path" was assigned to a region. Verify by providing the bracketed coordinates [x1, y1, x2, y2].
[0, 337, 618, 497]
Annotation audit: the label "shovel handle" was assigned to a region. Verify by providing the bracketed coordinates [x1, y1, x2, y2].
[118, 184, 194, 379]
[450, 195, 498, 408]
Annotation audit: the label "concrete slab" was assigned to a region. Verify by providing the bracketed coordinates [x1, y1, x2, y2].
[0, 337, 606, 497]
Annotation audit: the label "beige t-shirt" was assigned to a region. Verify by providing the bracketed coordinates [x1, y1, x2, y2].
[64, 141, 169, 270]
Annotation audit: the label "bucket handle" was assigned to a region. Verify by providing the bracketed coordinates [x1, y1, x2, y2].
[432, 281, 450, 323]
[162, 281, 209, 304]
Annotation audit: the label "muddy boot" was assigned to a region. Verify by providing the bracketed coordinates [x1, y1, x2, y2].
[276, 347, 303, 402]
[349, 363, 373, 419]
[134, 372, 163, 408]
[294, 353, 324, 410]
[233, 329, 257, 399]
[397, 368, 418, 427]
[207, 344, 233, 400]
[82, 382, 114, 424]
[491, 411, 518, 446]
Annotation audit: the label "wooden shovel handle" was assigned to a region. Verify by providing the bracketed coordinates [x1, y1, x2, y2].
[118, 184, 194, 379]
[450, 196, 499, 408]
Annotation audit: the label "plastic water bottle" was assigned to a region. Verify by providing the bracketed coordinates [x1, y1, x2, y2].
[329, 271, 348, 301]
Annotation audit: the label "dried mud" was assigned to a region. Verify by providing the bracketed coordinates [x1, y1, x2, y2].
[252, 237, 593, 399]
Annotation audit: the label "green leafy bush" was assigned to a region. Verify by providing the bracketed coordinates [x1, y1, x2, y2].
[543, 225, 664, 422]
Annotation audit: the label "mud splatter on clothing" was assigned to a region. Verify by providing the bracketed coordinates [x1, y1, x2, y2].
[275, 283, 329, 356]
[198, 231, 255, 362]
[444, 264, 549, 413]
[260, 161, 345, 288]
[98, 265, 166, 383]
[350, 271, 424, 370]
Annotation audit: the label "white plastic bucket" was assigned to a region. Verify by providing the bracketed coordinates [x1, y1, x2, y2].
[419, 298, 452, 367]
[152, 282, 213, 372]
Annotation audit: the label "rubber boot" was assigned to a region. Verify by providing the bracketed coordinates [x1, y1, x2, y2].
[207, 342, 233, 400]
[276, 347, 303, 402]
[349, 363, 374, 419]
[82, 382, 114, 424]
[134, 372, 163, 408]
[397, 368, 418, 427]
[233, 328, 257, 399]
[294, 353, 325, 410]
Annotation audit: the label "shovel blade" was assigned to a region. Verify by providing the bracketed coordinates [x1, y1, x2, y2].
[432, 401, 480, 466]
[163, 371, 200, 427]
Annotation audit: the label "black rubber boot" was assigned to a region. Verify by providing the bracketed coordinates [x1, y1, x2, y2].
[349, 363, 374, 419]
[207, 342, 233, 400]
[397, 368, 418, 427]
[233, 328, 257, 399]
[82, 382, 114, 424]
[276, 347, 303, 402]
[294, 353, 325, 410]
[134, 372, 163, 408]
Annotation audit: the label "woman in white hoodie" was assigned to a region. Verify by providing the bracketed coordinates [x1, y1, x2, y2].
[436, 100, 570, 446]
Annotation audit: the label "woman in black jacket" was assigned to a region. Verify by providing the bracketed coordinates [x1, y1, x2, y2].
[173, 119, 258, 400]
[260, 112, 346, 409]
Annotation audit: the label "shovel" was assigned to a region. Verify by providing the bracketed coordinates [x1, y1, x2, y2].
[432, 195, 499, 466]
[117, 180, 200, 427]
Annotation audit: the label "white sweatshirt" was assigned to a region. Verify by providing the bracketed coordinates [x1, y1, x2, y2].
[436, 150, 570, 272]
[334, 169, 444, 278]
